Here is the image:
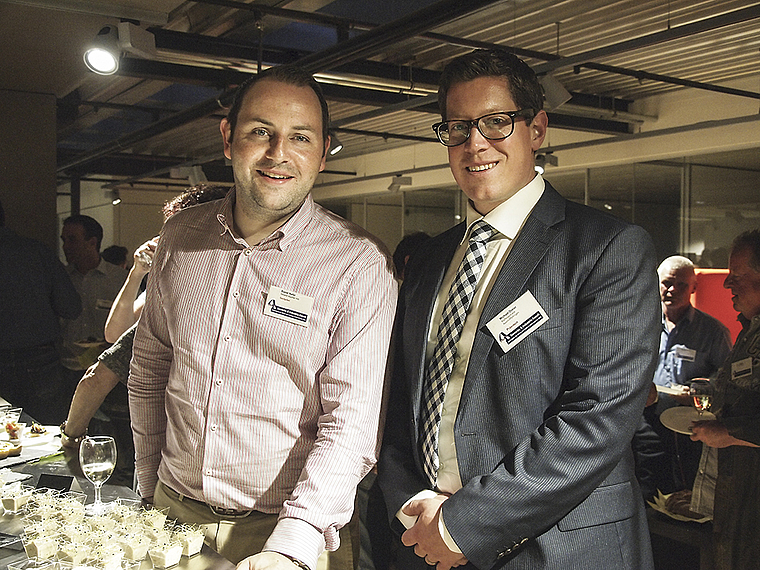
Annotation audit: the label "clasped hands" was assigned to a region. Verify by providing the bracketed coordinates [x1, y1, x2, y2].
[401, 493, 468, 570]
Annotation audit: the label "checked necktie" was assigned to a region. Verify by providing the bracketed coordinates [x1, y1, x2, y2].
[420, 219, 496, 486]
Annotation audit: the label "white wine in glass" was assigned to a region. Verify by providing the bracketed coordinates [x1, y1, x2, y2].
[79, 435, 117, 515]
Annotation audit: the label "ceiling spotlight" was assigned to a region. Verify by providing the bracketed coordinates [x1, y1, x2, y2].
[387, 175, 412, 192]
[534, 152, 558, 174]
[328, 133, 344, 156]
[84, 22, 156, 76]
[84, 25, 120, 75]
[538, 74, 572, 110]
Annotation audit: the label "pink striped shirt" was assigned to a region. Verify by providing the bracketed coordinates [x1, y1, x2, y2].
[129, 190, 397, 568]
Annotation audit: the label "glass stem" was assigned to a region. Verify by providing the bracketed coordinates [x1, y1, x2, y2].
[94, 483, 102, 505]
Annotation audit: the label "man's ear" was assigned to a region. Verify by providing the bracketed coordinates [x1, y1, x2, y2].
[530, 110, 548, 151]
[220, 118, 233, 160]
[319, 135, 330, 172]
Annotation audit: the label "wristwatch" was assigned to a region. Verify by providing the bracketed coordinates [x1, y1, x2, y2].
[59, 421, 87, 446]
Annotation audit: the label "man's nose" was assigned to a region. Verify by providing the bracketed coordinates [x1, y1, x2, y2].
[266, 135, 287, 160]
[463, 124, 489, 150]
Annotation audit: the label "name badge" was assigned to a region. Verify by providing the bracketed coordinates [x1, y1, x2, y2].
[675, 346, 697, 362]
[263, 286, 314, 328]
[96, 298, 113, 310]
[486, 291, 548, 353]
[732, 357, 752, 380]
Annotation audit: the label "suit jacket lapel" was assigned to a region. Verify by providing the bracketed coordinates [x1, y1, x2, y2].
[469, 184, 566, 369]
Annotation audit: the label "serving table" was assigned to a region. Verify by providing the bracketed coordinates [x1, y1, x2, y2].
[1, 435, 234, 570]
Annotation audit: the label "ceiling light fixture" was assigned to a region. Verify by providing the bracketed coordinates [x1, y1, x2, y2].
[84, 22, 156, 76]
[387, 175, 412, 192]
[538, 74, 572, 110]
[328, 133, 344, 156]
[534, 152, 558, 174]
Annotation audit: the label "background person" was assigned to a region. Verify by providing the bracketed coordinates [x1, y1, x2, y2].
[59, 214, 128, 392]
[129, 66, 397, 570]
[377, 48, 660, 570]
[0, 198, 81, 424]
[632, 255, 732, 500]
[691, 229, 760, 570]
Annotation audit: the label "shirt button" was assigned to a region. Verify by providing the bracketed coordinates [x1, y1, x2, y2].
[216, 379, 223, 386]
[224, 335, 231, 342]
[244, 248, 252, 256]
[233, 291, 240, 298]
[210, 424, 217, 431]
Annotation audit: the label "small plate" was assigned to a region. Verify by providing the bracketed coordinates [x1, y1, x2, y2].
[660, 406, 716, 434]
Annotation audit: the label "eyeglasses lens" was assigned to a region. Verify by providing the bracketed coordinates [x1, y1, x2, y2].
[436, 113, 516, 147]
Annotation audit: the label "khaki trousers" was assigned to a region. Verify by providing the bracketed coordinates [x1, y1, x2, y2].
[154, 480, 357, 569]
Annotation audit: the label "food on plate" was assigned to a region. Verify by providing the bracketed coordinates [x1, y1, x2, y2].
[664, 489, 704, 519]
[1, 482, 33, 511]
[22, 535, 58, 560]
[148, 541, 183, 568]
[0, 441, 22, 459]
[29, 423, 47, 436]
[5, 421, 22, 440]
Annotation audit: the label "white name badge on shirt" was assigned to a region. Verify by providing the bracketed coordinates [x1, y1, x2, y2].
[675, 346, 697, 362]
[486, 290, 548, 353]
[732, 357, 753, 381]
[263, 286, 314, 328]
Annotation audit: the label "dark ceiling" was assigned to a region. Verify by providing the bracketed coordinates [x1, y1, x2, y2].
[1, 0, 759, 191]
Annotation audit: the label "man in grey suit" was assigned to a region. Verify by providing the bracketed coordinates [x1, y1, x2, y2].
[377, 49, 661, 570]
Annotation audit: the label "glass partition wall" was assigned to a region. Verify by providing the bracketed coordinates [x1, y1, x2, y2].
[318, 158, 760, 267]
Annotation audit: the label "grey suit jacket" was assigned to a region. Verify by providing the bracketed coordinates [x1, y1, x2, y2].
[377, 183, 660, 570]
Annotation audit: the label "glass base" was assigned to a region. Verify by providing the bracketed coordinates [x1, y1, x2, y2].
[84, 499, 114, 516]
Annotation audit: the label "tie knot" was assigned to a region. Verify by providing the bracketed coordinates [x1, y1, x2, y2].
[468, 220, 496, 244]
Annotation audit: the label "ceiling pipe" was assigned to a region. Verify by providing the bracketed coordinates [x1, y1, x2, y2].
[332, 127, 437, 144]
[576, 62, 760, 101]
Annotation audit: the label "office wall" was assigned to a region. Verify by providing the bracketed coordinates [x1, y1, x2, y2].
[0, 89, 57, 251]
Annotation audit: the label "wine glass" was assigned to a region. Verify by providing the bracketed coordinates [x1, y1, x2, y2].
[79, 435, 117, 515]
[690, 379, 713, 417]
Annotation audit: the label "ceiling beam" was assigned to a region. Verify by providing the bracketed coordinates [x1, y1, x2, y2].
[292, 0, 503, 74]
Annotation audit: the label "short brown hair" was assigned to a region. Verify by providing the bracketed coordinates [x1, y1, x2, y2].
[437, 48, 543, 120]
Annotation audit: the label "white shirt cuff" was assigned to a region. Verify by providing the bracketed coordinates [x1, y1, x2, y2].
[438, 509, 462, 554]
[263, 517, 325, 570]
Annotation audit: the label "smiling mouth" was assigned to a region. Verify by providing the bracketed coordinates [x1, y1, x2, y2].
[467, 162, 497, 173]
[258, 170, 293, 180]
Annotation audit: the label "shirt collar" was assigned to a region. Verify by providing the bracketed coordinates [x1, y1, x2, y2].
[662, 304, 696, 329]
[215, 187, 314, 250]
[463, 173, 545, 243]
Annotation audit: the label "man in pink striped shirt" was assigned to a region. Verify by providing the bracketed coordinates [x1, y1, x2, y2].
[129, 65, 398, 570]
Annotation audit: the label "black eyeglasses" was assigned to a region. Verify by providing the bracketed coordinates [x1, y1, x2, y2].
[432, 109, 536, 147]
